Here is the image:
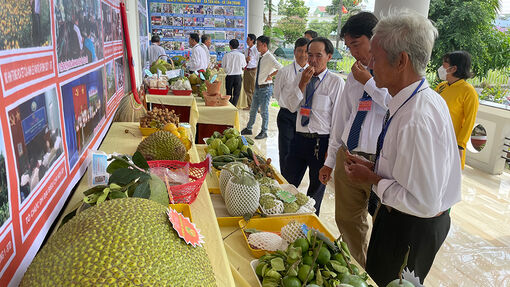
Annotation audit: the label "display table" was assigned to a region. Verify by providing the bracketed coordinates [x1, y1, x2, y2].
[195, 145, 377, 287]
[52, 122, 235, 286]
[146, 93, 199, 137]
[194, 96, 240, 144]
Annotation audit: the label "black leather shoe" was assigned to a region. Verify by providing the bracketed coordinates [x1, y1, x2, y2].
[241, 128, 252, 135]
[255, 131, 267, 139]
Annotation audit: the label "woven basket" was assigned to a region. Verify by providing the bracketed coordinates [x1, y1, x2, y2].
[147, 157, 210, 204]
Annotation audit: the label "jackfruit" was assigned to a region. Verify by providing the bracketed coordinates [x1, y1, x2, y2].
[20, 198, 216, 286]
[136, 130, 187, 161]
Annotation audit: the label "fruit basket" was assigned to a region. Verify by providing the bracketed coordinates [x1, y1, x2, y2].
[148, 157, 210, 204]
[239, 214, 335, 258]
[148, 87, 169, 95]
[172, 89, 193, 96]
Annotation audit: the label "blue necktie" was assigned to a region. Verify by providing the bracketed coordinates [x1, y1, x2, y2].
[301, 76, 319, 126]
[346, 91, 371, 150]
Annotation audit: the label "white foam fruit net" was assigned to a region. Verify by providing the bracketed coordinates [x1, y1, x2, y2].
[259, 193, 284, 215]
[224, 179, 260, 217]
[219, 169, 233, 197]
[281, 220, 306, 243]
[247, 232, 284, 251]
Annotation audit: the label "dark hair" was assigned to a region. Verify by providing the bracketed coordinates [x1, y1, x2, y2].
[229, 39, 239, 49]
[247, 33, 256, 42]
[443, 51, 474, 79]
[340, 12, 378, 40]
[189, 33, 199, 43]
[151, 35, 160, 43]
[294, 37, 310, 50]
[304, 30, 318, 38]
[201, 34, 210, 43]
[308, 37, 334, 55]
[257, 35, 270, 46]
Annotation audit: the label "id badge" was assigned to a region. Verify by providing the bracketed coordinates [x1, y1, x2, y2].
[358, 99, 372, 111]
[300, 106, 311, 116]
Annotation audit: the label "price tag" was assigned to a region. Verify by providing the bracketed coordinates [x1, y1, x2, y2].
[300, 106, 311, 116]
[241, 136, 249, 146]
[144, 69, 153, 77]
[358, 99, 372, 111]
[276, 190, 296, 203]
[167, 208, 205, 247]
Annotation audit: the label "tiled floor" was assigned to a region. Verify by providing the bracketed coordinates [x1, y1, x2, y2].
[238, 104, 510, 287]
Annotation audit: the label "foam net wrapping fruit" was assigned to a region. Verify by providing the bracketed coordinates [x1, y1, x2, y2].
[259, 193, 283, 215]
[281, 220, 306, 243]
[247, 232, 284, 251]
[224, 178, 260, 217]
[219, 162, 251, 198]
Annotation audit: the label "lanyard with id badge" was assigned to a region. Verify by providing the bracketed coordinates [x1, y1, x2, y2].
[300, 70, 329, 126]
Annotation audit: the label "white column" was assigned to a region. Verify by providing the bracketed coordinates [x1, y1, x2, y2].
[248, 0, 264, 37]
[374, 0, 431, 18]
[126, 0, 142, 88]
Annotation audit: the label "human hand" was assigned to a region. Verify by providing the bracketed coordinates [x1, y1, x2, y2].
[351, 61, 372, 85]
[299, 66, 315, 92]
[344, 162, 381, 184]
[344, 150, 374, 170]
[266, 75, 273, 82]
[246, 56, 251, 62]
[319, 166, 333, 185]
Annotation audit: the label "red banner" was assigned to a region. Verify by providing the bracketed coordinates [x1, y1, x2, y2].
[1, 56, 54, 91]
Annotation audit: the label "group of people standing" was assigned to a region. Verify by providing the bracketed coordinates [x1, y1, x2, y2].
[241, 12, 477, 286]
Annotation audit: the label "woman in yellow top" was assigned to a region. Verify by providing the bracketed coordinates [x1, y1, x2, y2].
[435, 51, 479, 169]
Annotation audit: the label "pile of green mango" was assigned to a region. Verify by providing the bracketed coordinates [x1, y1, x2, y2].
[206, 128, 254, 157]
[255, 231, 370, 287]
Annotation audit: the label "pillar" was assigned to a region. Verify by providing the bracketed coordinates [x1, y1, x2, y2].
[248, 0, 264, 37]
[374, 0, 431, 18]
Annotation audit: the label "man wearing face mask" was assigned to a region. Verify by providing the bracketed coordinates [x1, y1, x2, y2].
[318, 12, 390, 267]
[435, 51, 479, 169]
[284, 37, 345, 214]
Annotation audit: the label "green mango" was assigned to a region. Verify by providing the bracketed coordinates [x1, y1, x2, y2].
[386, 279, 415, 287]
[339, 274, 368, 287]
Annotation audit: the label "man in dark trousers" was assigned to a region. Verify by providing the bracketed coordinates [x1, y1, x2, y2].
[283, 37, 345, 214]
[273, 37, 309, 176]
[222, 39, 246, 106]
[344, 12, 461, 286]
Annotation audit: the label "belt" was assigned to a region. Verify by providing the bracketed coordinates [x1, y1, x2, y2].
[384, 205, 447, 218]
[257, 83, 272, 89]
[297, 132, 329, 139]
[340, 143, 376, 162]
[245, 67, 256, 71]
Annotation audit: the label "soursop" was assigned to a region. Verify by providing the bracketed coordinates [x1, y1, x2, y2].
[20, 198, 215, 286]
[136, 130, 186, 161]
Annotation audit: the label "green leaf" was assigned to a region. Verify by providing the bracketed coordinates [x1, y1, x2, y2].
[270, 257, 285, 272]
[106, 159, 130, 174]
[132, 151, 150, 170]
[109, 168, 150, 185]
[96, 188, 111, 204]
[83, 185, 108, 196]
[330, 260, 349, 274]
[132, 181, 150, 199]
[109, 190, 128, 199]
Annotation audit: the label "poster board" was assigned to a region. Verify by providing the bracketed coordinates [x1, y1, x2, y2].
[147, 0, 248, 62]
[0, 0, 127, 284]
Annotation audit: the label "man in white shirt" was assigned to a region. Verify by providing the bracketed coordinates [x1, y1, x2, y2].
[200, 34, 212, 69]
[273, 37, 309, 176]
[284, 37, 345, 214]
[318, 12, 389, 268]
[222, 39, 247, 106]
[243, 34, 259, 109]
[241, 35, 282, 139]
[345, 12, 461, 286]
[186, 33, 208, 72]
[148, 35, 167, 64]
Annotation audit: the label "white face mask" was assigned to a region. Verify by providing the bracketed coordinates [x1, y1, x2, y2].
[437, 66, 450, 81]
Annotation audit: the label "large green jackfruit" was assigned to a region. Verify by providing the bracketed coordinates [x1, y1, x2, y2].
[136, 130, 187, 161]
[21, 198, 216, 286]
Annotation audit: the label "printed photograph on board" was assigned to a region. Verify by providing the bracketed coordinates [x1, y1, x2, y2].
[105, 61, 115, 101]
[150, 2, 161, 13]
[102, 2, 113, 42]
[55, 0, 104, 73]
[7, 88, 63, 203]
[0, 131, 10, 228]
[113, 10, 122, 41]
[61, 68, 105, 169]
[0, 0, 52, 51]
[115, 57, 124, 91]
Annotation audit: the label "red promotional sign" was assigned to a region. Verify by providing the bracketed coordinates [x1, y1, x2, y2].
[1, 56, 54, 91]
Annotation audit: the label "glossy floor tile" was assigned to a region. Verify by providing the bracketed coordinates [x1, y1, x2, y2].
[238, 103, 510, 287]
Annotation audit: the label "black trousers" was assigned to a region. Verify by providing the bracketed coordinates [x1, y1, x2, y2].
[366, 205, 451, 286]
[225, 74, 242, 106]
[276, 108, 296, 176]
[283, 133, 329, 215]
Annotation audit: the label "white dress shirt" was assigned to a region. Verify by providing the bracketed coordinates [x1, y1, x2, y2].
[374, 80, 462, 218]
[148, 44, 167, 64]
[222, 49, 246, 75]
[187, 43, 208, 71]
[245, 45, 259, 68]
[200, 43, 211, 68]
[273, 61, 308, 110]
[288, 69, 345, 135]
[324, 73, 390, 168]
[256, 51, 282, 85]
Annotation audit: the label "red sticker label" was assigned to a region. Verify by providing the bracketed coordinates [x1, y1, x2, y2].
[358, 100, 372, 111]
[300, 106, 311, 116]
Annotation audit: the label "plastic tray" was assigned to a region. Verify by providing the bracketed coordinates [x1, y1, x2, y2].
[148, 87, 169, 95]
[239, 214, 335, 258]
[169, 203, 193, 222]
[250, 260, 263, 287]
